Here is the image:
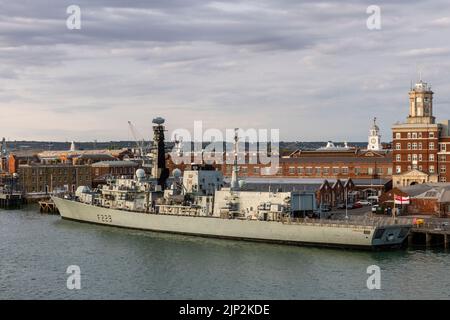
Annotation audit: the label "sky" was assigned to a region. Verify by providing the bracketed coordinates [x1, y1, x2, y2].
[1, 0, 450, 142]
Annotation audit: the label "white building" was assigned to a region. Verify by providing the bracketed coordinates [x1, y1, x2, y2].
[367, 117, 382, 151]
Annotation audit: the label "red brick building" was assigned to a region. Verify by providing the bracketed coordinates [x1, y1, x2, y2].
[167, 147, 393, 181]
[91, 160, 139, 186]
[392, 80, 450, 186]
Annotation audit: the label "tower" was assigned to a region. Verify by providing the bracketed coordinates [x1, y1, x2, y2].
[151, 117, 169, 190]
[70, 141, 76, 152]
[392, 79, 440, 187]
[367, 117, 382, 151]
[407, 79, 435, 124]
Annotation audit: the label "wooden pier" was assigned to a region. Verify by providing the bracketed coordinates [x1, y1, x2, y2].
[408, 222, 450, 249]
[38, 199, 59, 214]
[0, 192, 23, 209]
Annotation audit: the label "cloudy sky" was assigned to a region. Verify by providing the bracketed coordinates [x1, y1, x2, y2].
[1, 0, 450, 142]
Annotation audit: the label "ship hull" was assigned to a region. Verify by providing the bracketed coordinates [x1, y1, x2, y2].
[53, 197, 410, 250]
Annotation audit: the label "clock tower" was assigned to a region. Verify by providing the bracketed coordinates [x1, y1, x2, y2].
[367, 117, 382, 151]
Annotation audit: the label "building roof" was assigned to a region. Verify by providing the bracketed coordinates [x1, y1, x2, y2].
[224, 177, 390, 186]
[18, 163, 90, 168]
[280, 155, 392, 164]
[91, 160, 139, 167]
[9, 150, 39, 158]
[69, 153, 115, 160]
[37, 148, 130, 159]
[399, 183, 450, 202]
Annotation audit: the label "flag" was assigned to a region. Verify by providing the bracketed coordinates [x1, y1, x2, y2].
[394, 195, 410, 205]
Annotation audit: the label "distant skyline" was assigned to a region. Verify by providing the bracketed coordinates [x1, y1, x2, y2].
[1, 0, 450, 142]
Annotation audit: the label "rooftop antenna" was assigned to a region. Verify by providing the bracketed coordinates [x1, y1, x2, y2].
[416, 63, 423, 82]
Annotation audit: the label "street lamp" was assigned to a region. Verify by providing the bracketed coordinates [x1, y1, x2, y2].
[345, 188, 349, 220]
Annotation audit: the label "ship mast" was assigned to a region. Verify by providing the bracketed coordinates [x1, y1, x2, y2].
[230, 128, 239, 190]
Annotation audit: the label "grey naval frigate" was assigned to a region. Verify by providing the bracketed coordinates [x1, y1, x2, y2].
[52, 118, 411, 250]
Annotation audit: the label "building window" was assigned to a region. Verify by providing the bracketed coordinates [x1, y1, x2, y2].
[418, 132, 422, 138]
[407, 132, 411, 139]
[315, 167, 322, 175]
[412, 143, 417, 150]
[298, 167, 304, 175]
[441, 166, 446, 173]
[418, 143, 422, 150]
[396, 133, 401, 139]
[412, 154, 418, 162]
[429, 142, 435, 150]
[396, 154, 401, 162]
[396, 143, 401, 150]
[408, 154, 412, 161]
[419, 165, 423, 171]
[376, 167, 383, 175]
[441, 144, 447, 152]
[253, 167, 260, 175]
[441, 177, 447, 182]
[429, 165, 435, 174]
[419, 154, 423, 161]
[396, 166, 401, 174]
[408, 143, 411, 150]
[412, 133, 417, 139]
[387, 168, 393, 175]
[440, 155, 446, 162]
[289, 167, 295, 174]
[342, 167, 348, 175]
[430, 132, 435, 138]
[368, 167, 374, 175]
[429, 154, 435, 161]
[306, 167, 313, 175]
[354, 167, 360, 175]
[332, 167, 339, 175]
[323, 167, 329, 175]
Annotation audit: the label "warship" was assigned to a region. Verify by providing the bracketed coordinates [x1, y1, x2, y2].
[52, 118, 411, 250]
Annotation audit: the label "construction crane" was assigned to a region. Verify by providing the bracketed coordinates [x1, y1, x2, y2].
[127, 121, 150, 167]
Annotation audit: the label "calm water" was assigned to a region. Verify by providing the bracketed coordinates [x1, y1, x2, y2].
[1, 206, 450, 300]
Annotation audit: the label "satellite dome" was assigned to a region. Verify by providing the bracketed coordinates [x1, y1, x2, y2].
[135, 169, 146, 179]
[76, 186, 90, 194]
[152, 117, 165, 125]
[172, 168, 182, 178]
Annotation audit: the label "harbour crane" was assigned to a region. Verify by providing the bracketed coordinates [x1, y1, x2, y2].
[127, 121, 151, 168]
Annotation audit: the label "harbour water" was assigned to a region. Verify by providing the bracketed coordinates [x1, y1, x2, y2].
[1, 206, 450, 300]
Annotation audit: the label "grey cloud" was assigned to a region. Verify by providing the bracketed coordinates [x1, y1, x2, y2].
[1, 0, 450, 141]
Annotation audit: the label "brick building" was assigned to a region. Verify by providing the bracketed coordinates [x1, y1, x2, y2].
[168, 148, 393, 181]
[166, 119, 393, 183]
[91, 160, 139, 186]
[37, 148, 133, 165]
[18, 164, 92, 194]
[392, 80, 450, 186]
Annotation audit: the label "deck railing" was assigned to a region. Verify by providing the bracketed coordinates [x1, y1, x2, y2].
[281, 216, 412, 228]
